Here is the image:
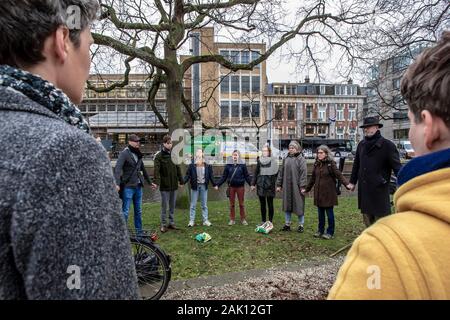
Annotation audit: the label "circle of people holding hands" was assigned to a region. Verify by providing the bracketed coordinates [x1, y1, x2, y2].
[117, 135, 360, 239]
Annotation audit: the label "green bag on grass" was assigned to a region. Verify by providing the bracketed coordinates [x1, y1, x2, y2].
[195, 232, 212, 242]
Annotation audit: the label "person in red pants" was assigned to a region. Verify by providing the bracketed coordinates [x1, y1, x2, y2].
[216, 150, 252, 225]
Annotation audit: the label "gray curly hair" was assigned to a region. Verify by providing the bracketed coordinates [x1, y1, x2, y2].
[0, 0, 99, 67]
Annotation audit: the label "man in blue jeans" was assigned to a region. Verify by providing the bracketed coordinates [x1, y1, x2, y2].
[114, 134, 154, 234]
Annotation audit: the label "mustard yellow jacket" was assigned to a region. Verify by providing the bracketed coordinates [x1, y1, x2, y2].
[328, 167, 450, 299]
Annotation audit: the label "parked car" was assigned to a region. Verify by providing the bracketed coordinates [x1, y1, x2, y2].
[397, 140, 415, 159]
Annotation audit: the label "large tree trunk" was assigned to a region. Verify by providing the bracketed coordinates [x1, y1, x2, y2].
[164, 44, 190, 209]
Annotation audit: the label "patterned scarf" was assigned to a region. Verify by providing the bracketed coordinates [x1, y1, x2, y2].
[0, 64, 90, 134]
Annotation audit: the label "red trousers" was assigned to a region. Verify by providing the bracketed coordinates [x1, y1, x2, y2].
[229, 186, 246, 220]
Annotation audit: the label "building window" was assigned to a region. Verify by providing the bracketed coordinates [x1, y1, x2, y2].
[318, 106, 326, 121]
[276, 127, 283, 136]
[107, 105, 116, 112]
[251, 51, 261, 68]
[230, 50, 240, 64]
[336, 127, 344, 139]
[241, 51, 250, 64]
[394, 128, 409, 140]
[305, 125, 315, 135]
[231, 101, 240, 118]
[156, 102, 165, 113]
[320, 85, 326, 95]
[251, 102, 260, 118]
[306, 105, 312, 120]
[286, 85, 296, 95]
[274, 86, 284, 95]
[251, 76, 260, 93]
[230, 75, 240, 93]
[98, 105, 106, 112]
[116, 89, 127, 98]
[349, 127, 356, 141]
[336, 106, 344, 121]
[288, 127, 296, 136]
[117, 105, 126, 112]
[241, 101, 251, 118]
[274, 104, 283, 120]
[348, 107, 356, 121]
[318, 125, 327, 135]
[220, 50, 230, 62]
[393, 111, 408, 123]
[136, 104, 145, 111]
[127, 105, 136, 112]
[241, 76, 250, 93]
[220, 75, 230, 93]
[370, 65, 379, 80]
[287, 104, 295, 120]
[221, 101, 230, 119]
[79, 105, 87, 112]
[335, 85, 342, 95]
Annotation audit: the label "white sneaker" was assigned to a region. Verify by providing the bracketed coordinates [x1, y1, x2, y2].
[187, 221, 195, 227]
[228, 220, 235, 226]
[241, 220, 248, 226]
[203, 220, 212, 226]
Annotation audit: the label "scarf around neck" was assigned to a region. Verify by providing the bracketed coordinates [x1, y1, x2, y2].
[0, 64, 90, 134]
[128, 145, 143, 159]
[364, 130, 381, 152]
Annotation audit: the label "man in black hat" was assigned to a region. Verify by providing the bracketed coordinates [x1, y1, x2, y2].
[348, 117, 402, 227]
[114, 134, 155, 234]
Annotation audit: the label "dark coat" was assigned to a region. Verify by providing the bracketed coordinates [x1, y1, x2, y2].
[305, 159, 349, 208]
[183, 162, 216, 190]
[217, 162, 252, 188]
[350, 133, 402, 216]
[153, 148, 184, 191]
[114, 147, 152, 188]
[251, 157, 278, 198]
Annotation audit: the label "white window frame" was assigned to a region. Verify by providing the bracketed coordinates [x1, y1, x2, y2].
[336, 106, 344, 121]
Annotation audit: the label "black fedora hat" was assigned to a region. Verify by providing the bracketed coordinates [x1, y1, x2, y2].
[359, 116, 383, 128]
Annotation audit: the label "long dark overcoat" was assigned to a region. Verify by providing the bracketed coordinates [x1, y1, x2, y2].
[350, 135, 402, 216]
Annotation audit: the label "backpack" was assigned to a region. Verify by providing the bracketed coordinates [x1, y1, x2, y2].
[326, 162, 341, 196]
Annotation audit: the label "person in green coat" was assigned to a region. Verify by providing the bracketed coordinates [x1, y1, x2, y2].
[153, 134, 184, 232]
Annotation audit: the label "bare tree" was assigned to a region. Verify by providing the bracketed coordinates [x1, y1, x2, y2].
[90, 0, 377, 134]
[88, 0, 448, 140]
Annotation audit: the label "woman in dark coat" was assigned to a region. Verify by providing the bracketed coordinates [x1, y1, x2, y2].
[303, 145, 350, 239]
[251, 145, 279, 224]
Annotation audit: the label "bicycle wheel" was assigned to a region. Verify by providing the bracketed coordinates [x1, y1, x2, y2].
[130, 237, 171, 300]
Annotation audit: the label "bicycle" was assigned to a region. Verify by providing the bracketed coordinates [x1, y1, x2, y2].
[129, 229, 172, 300]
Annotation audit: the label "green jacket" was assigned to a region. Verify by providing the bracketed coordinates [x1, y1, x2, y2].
[153, 148, 183, 191]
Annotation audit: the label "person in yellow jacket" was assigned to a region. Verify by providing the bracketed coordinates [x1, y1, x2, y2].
[328, 31, 450, 300]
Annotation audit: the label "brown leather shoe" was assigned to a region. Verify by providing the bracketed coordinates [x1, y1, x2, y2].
[160, 226, 167, 233]
[168, 224, 180, 230]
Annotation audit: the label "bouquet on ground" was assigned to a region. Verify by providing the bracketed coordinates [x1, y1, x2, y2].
[255, 221, 273, 234]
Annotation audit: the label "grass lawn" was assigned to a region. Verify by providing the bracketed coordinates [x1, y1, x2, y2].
[132, 196, 364, 280]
